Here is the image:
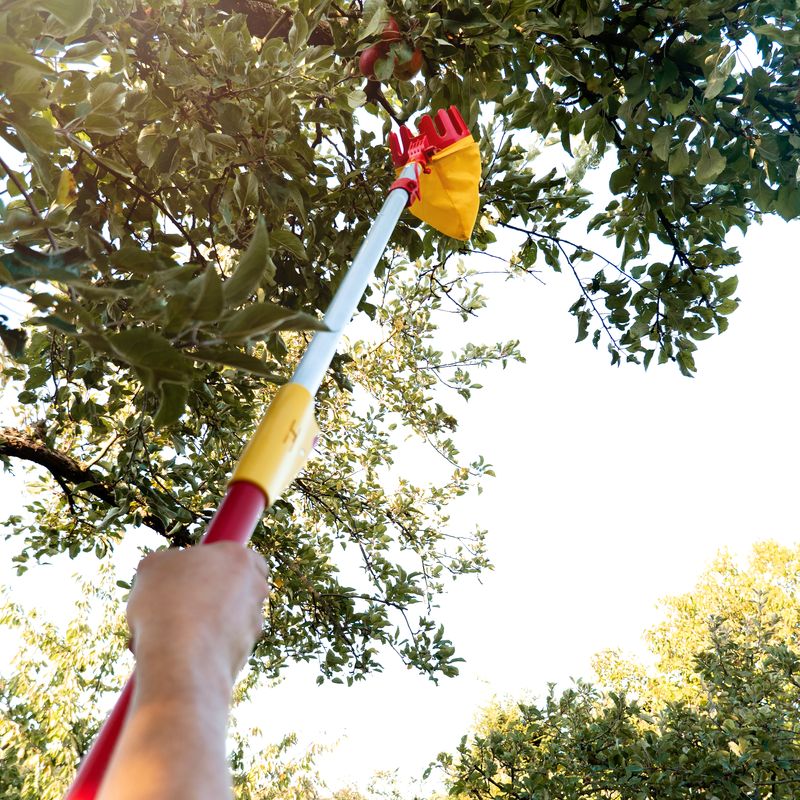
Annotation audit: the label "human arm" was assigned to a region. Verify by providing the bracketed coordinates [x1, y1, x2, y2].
[96, 543, 269, 800]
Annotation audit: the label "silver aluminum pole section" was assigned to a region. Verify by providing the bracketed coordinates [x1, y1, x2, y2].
[291, 163, 417, 395]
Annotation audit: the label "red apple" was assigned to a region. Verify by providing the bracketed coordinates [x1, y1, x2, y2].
[358, 42, 388, 78]
[393, 47, 423, 80]
[381, 16, 402, 43]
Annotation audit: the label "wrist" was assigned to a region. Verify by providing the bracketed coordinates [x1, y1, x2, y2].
[134, 635, 236, 703]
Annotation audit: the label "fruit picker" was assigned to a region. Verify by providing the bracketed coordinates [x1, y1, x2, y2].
[65, 105, 481, 800]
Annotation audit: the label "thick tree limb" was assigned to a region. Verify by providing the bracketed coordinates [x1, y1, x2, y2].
[216, 0, 335, 44]
[0, 427, 192, 546]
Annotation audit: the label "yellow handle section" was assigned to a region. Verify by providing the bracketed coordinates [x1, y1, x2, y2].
[230, 383, 319, 506]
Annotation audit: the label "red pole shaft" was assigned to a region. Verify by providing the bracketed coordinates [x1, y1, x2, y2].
[200, 481, 267, 545]
[64, 481, 267, 800]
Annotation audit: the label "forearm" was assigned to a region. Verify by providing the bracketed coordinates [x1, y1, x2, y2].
[97, 657, 233, 800]
[98, 544, 269, 799]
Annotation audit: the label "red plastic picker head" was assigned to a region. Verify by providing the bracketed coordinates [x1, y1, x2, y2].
[389, 105, 471, 167]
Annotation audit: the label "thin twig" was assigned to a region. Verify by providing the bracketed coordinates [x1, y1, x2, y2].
[0, 155, 57, 248]
[555, 237, 620, 351]
[500, 221, 650, 293]
[53, 472, 77, 515]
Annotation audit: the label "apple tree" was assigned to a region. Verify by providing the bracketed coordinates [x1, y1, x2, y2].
[0, 0, 798, 686]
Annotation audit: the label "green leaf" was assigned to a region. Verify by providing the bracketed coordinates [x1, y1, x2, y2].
[137, 126, 161, 168]
[651, 126, 672, 162]
[717, 275, 738, 298]
[191, 346, 285, 381]
[717, 298, 738, 315]
[696, 146, 726, 184]
[374, 54, 394, 82]
[83, 113, 124, 136]
[0, 42, 54, 74]
[29, 314, 78, 334]
[575, 310, 590, 343]
[704, 55, 734, 100]
[65, 41, 106, 62]
[655, 59, 678, 91]
[233, 172, 259, 211]
[270, 228, 307, 261]
[88, 151, 135, 179]
[775, 186, 800, 221]
[609, 165, 633, 195]
[207, 132, 238, 152]
[10, 66, 49, 109]
[288, 12, 309, 50]
[153, 382, 188, 428]
[89, 82, 125, 113]
[109, 329, 193, 385]
[756, 134, 781, 163]
[579, 11, 603, 36]
[752, 24, 798, 46]
[223, 216, 273, 307]
[549, 46, 583, 81]
[666, 89, 692, 117]
[676, 348, 695, 377]
[190, 266, 224, 322]
[347, 89, 367, 109]
[0, 245, 89, 283]
[34, 0, 94, 34]
[0, 321, 27, 359]
[668, 144, 690, 176]
[220, 303, 326, 341]
[4, 169, 26, 198]
[357, 7, 389, 44]
[109, 244, 173, 274]
[14, 114, 56, 151]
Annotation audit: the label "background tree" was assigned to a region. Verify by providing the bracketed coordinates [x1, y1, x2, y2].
[0, 572, 127, 800]
[437, 541, 800, 800]
[0, 0, 798, 686]
[0, 574, 328, 800]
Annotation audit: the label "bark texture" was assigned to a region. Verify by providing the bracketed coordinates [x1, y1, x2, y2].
[216, 0, 336, 44]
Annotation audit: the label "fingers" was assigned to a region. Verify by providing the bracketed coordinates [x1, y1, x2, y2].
[127, 543, 269, 671]
[134, 544, 268, 584]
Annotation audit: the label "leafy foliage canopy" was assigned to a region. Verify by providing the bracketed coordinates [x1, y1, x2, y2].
[439, 542, 800, 800]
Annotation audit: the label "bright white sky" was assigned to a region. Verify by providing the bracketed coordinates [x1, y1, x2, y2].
[1, 153, 799, 796]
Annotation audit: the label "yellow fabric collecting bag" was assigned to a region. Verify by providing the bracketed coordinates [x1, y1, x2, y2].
[401, 136, 481, 241]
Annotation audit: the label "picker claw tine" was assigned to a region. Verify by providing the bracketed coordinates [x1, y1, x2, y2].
[390, 106, 470, 166]
[418, 106, 469, 149]
[389, 125, 414, 167]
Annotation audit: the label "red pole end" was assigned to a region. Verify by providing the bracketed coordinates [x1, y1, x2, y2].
[202, 481, 267, 545]
[64, 680, 136, 800]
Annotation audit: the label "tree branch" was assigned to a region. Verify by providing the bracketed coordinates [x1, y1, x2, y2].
[0, 427, 192, 546]
[215, 0, 335, 44]
[0, 155, 57, 249]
